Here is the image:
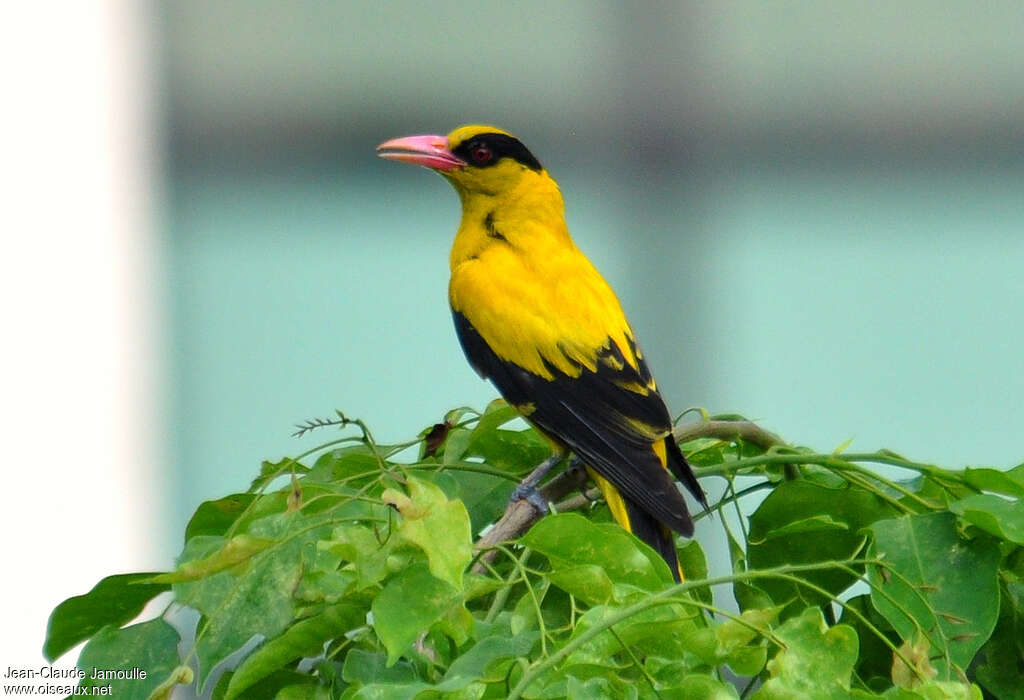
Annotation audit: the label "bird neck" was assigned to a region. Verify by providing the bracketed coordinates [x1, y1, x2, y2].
[448, 171, 571, 271]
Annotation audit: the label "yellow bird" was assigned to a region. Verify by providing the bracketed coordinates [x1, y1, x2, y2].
[378, 125, 705, 580]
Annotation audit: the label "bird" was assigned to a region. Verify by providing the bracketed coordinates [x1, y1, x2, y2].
[377, 125, 706, 581]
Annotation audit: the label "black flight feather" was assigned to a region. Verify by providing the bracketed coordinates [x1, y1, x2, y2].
[452, 310, 704, 539]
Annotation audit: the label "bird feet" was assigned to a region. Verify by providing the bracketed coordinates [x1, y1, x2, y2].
[510, 483, 549, 514]
[508, 451, 567, 514]
[565, 455, 585, 477]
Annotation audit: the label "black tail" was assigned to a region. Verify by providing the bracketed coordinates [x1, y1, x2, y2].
[624, 497, 684, 582]
[666, 435, 708, 510]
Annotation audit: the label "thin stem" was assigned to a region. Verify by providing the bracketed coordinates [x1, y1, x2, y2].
[496, 545, 549, 656]
[695, 451, 955, 480]
[694, 482, 773, 523]
[835, 470, 915, 514]
[826, 459, 935, 510]
[485, 547, 532, 624]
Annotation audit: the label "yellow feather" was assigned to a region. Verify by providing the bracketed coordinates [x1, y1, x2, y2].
[652, 438, 668, 468]
[588, 468, 632, 532]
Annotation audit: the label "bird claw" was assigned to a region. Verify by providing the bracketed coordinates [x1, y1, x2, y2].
[566, 455, 585, 475]
[511, 484, 549, 514]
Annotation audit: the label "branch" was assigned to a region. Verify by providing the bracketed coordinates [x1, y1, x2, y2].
[676, 418, 795, 479]
[673, 419, 784, 451]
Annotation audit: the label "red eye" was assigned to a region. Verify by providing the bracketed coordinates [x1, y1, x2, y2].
[471, 144, 492, 163]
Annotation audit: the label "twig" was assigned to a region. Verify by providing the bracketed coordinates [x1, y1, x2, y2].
[676, 418, 796, 478]
[551, 488, 600, 514]
[673, 419, 784, 450]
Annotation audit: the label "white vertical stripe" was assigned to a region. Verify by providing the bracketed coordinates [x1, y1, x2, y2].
[1, 0, 162, 669]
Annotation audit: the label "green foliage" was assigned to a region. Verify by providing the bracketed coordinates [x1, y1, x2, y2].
[753, 608, 858, 699]
[43, 573, 169, 662]
[867, 513, 1001, 677]
[44, 401, 1023, 698]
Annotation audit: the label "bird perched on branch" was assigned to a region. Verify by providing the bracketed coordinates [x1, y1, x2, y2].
[378, 125, 706, 581]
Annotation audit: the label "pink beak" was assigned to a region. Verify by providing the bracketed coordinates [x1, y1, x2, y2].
[376, 134, 466, 172]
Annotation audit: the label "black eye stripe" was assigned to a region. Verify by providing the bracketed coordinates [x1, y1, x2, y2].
[451, 133, 543, 171]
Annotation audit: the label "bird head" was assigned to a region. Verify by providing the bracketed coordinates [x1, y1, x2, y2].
[377, 125, 545, 199]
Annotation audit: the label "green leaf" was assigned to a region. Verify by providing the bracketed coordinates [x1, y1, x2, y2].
[275, 682, 334, 699]
[349, 682, 433, 700]
[463, 400, 551, 474]
[901, 475, 974, 511]
[371, 563, 460, 665]
[867, 512, 1001, 676]
[382, 476, 473, 589]
[442, 632, 539, 684]
[43, 573, 170, 662]
[443, 426, 473, 464]
[678, 539, 711, 604]
[950, 493, 1024, 544]
[563, 600, 698, 669]
[752, 607, 858, 700]
[724, 519, 772, 612]
[974, 579, 1024, 699]
[217, 669, 333, 700]
[671, 673, 742, 699]
[305, 446, 381, 486]
[186, 494, 258, 541]
[436, 599, 475, 647]
[295, 569, 356, 604]
[566, 675, 638, 699]
[854, 680, 984, 699]
[751, 514, 849, 541]
[143, 665, 194, 700]
[683, 606, 780, 676]
[250, 458, 308, 492]
[436, 467, 515, 534]
[470, 398, 520, 432]
[342, 659, 421, 698]
[962, 464, 1024, 497]
[510, 578, 550, 635]
[546, 564, 615, 606]
[467, 428, 551, 475]
[322, 522, 398, 590]
[225, 603, 365, 699]
[748, 480, 898, 609]
[341, 649, 419, 685]
[75, 619, 182, 699]
[714, 606, 780, 675]
[522, 513, 673, 591]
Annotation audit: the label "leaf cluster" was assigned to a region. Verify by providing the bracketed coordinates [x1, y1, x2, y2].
[44, 401, 1024, 699]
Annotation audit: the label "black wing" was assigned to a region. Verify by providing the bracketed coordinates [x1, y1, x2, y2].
[453, 310, 703, 536]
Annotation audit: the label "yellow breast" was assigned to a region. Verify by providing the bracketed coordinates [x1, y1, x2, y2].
[449, 226, 638, 381]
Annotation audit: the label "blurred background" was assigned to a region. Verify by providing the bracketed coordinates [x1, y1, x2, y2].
[6, 0, 1023, 670]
